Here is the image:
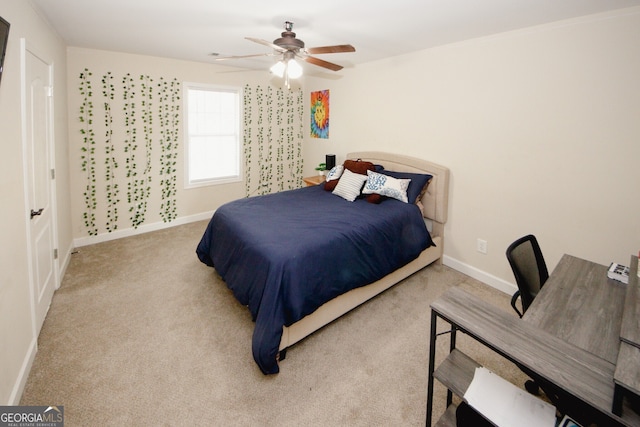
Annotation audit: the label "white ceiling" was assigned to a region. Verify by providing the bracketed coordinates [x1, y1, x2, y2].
[31, 0, 640, 75]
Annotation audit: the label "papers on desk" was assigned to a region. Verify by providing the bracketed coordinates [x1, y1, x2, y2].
[558, 414, 582, 427]
[464, 367, 556, 427]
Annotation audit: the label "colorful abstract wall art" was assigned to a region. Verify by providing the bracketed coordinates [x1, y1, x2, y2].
[310, 90, 329, 139]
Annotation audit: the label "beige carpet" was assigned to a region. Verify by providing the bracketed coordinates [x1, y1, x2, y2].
[20, 221, 527, 426]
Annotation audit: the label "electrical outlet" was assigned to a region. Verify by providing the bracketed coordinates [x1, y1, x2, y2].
[477, 239, 488, 254]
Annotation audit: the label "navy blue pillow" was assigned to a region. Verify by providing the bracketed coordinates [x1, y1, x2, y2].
[380, 170, 432, 204]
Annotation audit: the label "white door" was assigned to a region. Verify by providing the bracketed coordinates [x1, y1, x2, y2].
[23, 42, 57, 336]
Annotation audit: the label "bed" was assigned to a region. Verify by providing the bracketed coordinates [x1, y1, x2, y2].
[196, 151, 449, 374]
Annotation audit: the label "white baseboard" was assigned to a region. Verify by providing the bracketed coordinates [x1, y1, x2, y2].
[73, 211, 215, 248]
[443, 255, 517, 296]
[8, 336, 37, 405]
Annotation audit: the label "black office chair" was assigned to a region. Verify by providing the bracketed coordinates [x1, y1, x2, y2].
[506, 234, 549, 318]
[506, 234, 550, 396]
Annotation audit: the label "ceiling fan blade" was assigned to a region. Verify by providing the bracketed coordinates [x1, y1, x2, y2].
[214, 53, 277, 61]
[301, 55, 344, 72]
[245, 37, 286, 52]
[306, 44, 356, 55]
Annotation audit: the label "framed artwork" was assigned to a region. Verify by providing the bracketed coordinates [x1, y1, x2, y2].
[310, 90, 329, 139]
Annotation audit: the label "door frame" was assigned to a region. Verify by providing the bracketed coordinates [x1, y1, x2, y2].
[20, 38, 60, 338]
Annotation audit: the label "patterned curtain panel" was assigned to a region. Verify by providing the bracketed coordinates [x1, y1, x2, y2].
[243, 85, 304, 196]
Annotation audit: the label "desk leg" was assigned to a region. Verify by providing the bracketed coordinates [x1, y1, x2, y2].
[612, 384, 624, 416]
[426, 309, 438, 427]
[446, 325, 457, 407]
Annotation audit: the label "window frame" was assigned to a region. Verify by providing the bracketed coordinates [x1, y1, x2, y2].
[183, 82, 243, 189]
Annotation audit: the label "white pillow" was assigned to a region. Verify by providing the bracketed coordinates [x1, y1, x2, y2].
[332, 169, 368, 202]
[325, 165, 344, 182]
[362, 170, 411, 203]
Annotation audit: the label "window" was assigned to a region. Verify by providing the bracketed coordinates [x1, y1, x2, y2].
[184, 83, 241, 187]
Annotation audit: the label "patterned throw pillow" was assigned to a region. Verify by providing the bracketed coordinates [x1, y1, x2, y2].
[379, 170, 432, 204]
[362, 170, 411, 203]
[332, 169, 368, 202]
[325, 165, 344, 182]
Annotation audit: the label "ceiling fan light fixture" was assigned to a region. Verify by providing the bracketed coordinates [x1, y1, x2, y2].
[287, 59, 303, 79]
[270, 56, 303, 81]
[270, 61, 286, 78]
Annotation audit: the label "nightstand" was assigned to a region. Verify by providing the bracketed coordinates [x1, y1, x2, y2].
[303, 175, 325, 187]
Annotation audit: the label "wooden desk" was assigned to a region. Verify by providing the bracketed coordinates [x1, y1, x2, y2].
[620, 255, 640, 348]
[426, 254, 640, 426]
[523, 255, 626, 364]
[425, 287, 629, 426]
[614, 256, 640, 415]
[524, 254, 640, 418]
[614, 342, 640, 414]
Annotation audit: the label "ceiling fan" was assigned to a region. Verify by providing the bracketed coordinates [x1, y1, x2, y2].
[215, 21, 355, 84]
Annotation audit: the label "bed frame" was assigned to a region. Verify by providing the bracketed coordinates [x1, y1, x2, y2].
[279, 151, 450, 353]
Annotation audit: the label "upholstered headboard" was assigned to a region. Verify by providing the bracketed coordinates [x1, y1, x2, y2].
[346, 151, 450, 237]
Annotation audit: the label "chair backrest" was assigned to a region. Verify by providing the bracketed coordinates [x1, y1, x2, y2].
[506, 234, 549, 313]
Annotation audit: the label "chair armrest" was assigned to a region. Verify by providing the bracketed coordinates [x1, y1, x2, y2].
[510, 290, 523, 318]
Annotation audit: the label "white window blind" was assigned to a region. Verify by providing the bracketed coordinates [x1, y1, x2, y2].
[185, 83, 241, 187]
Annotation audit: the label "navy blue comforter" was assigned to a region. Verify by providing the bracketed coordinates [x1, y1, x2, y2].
[196, 184, 433, 374]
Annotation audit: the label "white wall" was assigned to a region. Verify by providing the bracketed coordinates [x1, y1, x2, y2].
[306, 7, 640, 290]
[0, 0, 71, 404]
